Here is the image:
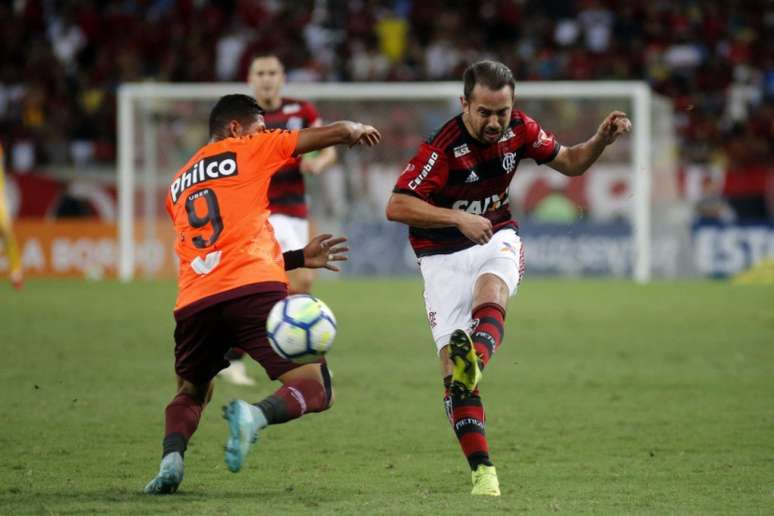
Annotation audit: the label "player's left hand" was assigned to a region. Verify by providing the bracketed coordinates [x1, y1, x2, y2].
[303, 234, 349, 271]
[596, 111, 632, 145]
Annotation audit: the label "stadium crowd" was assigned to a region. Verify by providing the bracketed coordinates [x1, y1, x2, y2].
[0, 0, 772, 219]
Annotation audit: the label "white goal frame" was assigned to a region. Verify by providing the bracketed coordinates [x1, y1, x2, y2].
[117, 81, 652, 282]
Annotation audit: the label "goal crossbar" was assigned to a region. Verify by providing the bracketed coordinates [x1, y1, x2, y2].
[117, 81, 652, 282]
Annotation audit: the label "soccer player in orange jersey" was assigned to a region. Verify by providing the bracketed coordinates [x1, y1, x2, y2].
[0, 144, 23, 290]
[144, 94, 380, 494]
[218, 54, 338, 386]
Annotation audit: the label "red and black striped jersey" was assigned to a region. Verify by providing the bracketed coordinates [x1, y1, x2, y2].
[393, 110, 560, 257]
[261, 97, 321, 218]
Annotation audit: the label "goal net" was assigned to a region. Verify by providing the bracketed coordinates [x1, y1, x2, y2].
[117, 82, 681, 282]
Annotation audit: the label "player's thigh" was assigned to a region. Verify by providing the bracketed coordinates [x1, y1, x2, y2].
[173, 306, 231, 385]
[474, 229, 525, 298]
[419, 251, 477, 353]
[222, 289, 325, 381]
[268, 214, 309, 252]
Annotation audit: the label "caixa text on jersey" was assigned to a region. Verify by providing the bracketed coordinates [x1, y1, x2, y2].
[451, 191, 510, 214]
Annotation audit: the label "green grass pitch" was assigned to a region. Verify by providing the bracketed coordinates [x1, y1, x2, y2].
[0, 278, 772, 515]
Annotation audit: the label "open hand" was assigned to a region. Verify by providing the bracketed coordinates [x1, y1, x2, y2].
[303, 234, 349, 271]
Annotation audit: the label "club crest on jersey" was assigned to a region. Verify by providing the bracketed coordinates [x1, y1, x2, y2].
[502, 152, 516, 173]
[453, 143, 470, 158]
[282, 103, 301, 114]
[498, 128, 515, 143]
[170, 152, 238, 203]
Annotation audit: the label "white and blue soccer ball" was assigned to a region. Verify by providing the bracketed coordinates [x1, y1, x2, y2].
[267, 295, 337, 363]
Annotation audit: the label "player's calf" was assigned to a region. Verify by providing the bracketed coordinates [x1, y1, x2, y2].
[471, 303, 506, 369]
[224, 366, 333, 472]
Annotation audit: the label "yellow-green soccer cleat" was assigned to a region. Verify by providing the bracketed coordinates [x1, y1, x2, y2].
[471, 465, 501, 496]
[449, 329, 482, 395]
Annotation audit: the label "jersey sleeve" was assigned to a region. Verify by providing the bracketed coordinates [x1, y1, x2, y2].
[244, 129, 300, 176]
[521, 112, 561, 165]
[392, 143, 449, 200]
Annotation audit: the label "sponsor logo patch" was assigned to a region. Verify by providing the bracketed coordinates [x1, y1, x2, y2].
[282, 103, 301, 114]
[533, 128, 551, 148]
[465, 170, 479, 183]
[498, 128, 514, 142]
[453, 143, 470, 158]
[170, 152, 238, 203]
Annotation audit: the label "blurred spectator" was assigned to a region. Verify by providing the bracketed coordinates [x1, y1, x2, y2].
[0, 0, 770, 220]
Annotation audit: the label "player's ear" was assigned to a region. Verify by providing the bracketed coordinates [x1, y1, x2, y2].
[460, 96, 469, 112]
[227, 120, 241, 138]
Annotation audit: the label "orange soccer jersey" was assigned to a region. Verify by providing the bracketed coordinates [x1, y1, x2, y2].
[165, 129, 299, 313]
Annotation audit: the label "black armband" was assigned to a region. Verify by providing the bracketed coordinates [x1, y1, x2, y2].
[283, 249, 305, 271]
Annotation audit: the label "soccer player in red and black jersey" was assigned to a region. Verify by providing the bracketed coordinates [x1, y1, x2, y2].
[218, 54, 338, 386]
[386, 60, 631, 496]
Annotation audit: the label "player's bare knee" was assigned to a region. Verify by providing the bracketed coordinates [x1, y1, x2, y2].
[474, 273, 509, 307]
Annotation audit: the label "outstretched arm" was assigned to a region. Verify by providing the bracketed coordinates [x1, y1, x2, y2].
[547, 111, 632, 177]
[294, 122, 381, 155]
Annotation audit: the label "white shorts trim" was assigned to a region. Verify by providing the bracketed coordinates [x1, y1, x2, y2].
[419, 229, 524, 352]
[268, 214, 309, 252]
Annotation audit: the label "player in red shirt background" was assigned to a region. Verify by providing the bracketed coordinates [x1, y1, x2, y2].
[387, 60, 631, 496]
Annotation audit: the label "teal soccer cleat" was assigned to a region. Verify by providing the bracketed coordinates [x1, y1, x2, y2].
[144, 452, 184, 494]
[223, 400, 266, 473]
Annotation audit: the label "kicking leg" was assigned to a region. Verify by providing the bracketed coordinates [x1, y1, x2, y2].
[223, 362, 333, 472]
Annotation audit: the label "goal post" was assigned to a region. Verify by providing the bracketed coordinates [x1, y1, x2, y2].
[117, 81, 669, 283]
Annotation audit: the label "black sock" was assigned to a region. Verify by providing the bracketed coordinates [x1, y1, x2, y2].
[162, 432, 187, 458]
[253, 395, 289, 425]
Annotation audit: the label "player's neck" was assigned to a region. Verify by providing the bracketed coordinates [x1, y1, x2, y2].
[257, 96, 282, 112]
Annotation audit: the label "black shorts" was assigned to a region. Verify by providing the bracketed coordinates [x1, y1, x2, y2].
[173, 289, 324, 384]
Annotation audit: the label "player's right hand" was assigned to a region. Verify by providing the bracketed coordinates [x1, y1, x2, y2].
[350, 123, 381, 147]
[456, 212, 493, 245]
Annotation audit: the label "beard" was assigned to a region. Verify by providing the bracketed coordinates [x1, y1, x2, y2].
[479, 126, 504, 144]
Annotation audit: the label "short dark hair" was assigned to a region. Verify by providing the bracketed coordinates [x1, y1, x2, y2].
[463, 60, 515, 100]
[208, 94, 263, 138]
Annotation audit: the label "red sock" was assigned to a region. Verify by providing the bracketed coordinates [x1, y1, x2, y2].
[444, 381, 492, 470]
[255, 378, 329, 425]
[471, 303, 506, 368]
[162, 392, 203, 457]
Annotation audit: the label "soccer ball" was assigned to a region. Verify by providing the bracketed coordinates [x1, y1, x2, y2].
[267, 295, 337, 363]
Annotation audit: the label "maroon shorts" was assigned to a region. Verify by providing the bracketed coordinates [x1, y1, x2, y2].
[173, 289, 322, 384]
